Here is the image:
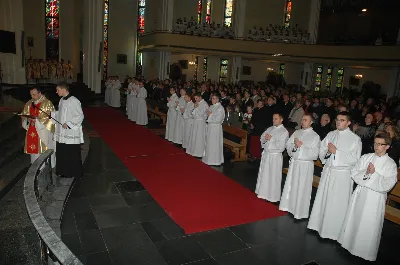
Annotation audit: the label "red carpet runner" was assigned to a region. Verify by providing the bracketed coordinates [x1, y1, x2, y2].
[84, 107, 286, 234]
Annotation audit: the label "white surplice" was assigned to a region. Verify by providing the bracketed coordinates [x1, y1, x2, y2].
[186, 99, 209, 157]
[172, 96, 186, 144]
[255, 125, 289, 202]
[182, 101, 194, 149]
[165, 93, 179, 141]
[279, 128, 321, 219]
[202, 102, 225, 166]
[105, 80, 112, 105]
[110, 80, 121, 108]
[307, 128, 362, 240]
[338, 153, 397, 261]
[135, 86, 148, 125]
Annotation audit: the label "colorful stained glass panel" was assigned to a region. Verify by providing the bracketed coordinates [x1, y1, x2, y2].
[139, 0, 146, 7]
[46, 0, 59, 17]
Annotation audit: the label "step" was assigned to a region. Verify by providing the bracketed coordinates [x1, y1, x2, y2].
[0, 129, 26, 169]
[0, 154, 31, 199]
[0, 116, 23, 147]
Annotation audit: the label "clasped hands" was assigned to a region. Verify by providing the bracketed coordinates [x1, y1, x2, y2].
[264, 134, 272, 141]
[294, 138, 303, 148]
[366, 162, 375, 174]
[327, 142, 337, 155]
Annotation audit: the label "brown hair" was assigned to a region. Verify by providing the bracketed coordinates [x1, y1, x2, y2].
[375, 132, 392, 146]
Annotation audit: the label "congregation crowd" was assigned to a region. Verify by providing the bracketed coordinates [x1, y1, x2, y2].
[105, 76, 399, 262]
[173, 17, 235, 38]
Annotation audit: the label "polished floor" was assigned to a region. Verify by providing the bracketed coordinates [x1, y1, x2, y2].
[61, 116, 400, 265]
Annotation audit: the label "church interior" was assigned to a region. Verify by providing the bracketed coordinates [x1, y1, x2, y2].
[0, 0, 400, 264]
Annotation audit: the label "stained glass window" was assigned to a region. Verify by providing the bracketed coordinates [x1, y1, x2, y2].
[219, 59, 228, 83]
[202, 57, 208, 82]
[336, 67, 344, 89]
[206, 0, 212, 24]
[223, 0, 233, 27]
[279, 63, 285, 76]
[45, 0, 60, 59]
[197, 0, 202, 24]
[194, 56, 199, 81]
[137, 0, 146, 76]
[284, 0, 292, 28]
[103, 0, 109, 79]
[325, 66, 333, 90]
[315, 65, 323, 91]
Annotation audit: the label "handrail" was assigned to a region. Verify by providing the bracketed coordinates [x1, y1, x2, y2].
[23, 149, 82, 265]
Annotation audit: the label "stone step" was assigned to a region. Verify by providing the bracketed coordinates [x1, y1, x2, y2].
[0, 115, 23, 148]
[0, 154, 31, 199]
[0, 129, 26, 169]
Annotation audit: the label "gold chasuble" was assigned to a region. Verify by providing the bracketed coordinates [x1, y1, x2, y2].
[21, 97, 55, 154]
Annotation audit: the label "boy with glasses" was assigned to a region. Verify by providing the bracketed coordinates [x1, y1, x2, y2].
[338, 132, 398, 261]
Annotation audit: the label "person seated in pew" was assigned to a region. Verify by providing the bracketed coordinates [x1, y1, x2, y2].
[255, 113, 289, 202]
[338, 132, 398, 262]
[279, 114, 321, 219]
[202, 94, 225, 166]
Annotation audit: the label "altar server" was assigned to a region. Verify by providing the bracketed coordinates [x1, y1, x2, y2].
[125, 78, 133, 116]
[53, 82, 84, 178]
[255, 113, 289, 202]
[165, 87, 179, 141]
[186, 93, 209, 157]
[110, 76, 121, 108]
[135, 80, 148, 126]
[182, 93, 194, 149]
[308, 112, 362, 240]
[173, 88, 187, 144]
[338, 133, 397, 261]
[202, 94, 225, 166]
[129, 79, 139, 122]
[279, 114, 320, 219]
[105, 77, 112, 105]
[21, 87, 56, 167]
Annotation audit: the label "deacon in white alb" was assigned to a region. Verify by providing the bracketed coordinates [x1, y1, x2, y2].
[135, 80, 148, 126]
[255, 113, 289, 202]
[172, 88, 187, 144]
[308, 111, 362, 240]
[182, 93, 194, 149]
[202, 94, 225, 166]
[338, 133, 398, 261]
[165, 87, 179, 141]
[186, 93, 209, 157]
[53, 82, 84, 178]
[279, 114, 321, 219]
[109, 76, 121, 108]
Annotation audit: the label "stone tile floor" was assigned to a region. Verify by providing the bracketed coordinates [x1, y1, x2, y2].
[61, 128, 400, 265]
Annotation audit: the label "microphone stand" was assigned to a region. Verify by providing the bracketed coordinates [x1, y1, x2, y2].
[31, 102, 71, 129]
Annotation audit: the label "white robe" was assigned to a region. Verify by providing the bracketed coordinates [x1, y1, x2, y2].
[129, 85, 138, 122]
[105, 80, 112, 105]
[53, 95, 84, 144]
[135, 86, 148, 125]
[202, 102, 225, 166]
[279, 128, 320, 219]
[172, 97, 186, 144]
[255, 125, 289, 202]
[308, 128, 362, 240]
[126, 82, 134, 116]
[186, 99, 209, 157]
[110, 80, 121, 108]
[182, 101, 194, 149]
[338, 153, 397, 261]
[165, 93, 179, 141]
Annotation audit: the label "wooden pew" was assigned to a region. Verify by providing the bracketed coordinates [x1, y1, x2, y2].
[283, 161, 400, 225]
[223, 124, 247, 161]
[147, 106, 167, 126]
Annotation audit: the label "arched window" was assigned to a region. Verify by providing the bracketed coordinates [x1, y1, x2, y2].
[45, 0, 60, 60]
[206, 0, 212, 24]
[284, 0, 292, 28]
[325, 66, 333, 90]
[336, 67, 344, 89]
[202, 57, 208, 81]
[197, 0, 202, 24]
[223, 0, 233, 27]
[103, 0, 109, 79]
[219, 59, 228, 83]
[315, 65, 323, 91]
[137, 0, 146, 76]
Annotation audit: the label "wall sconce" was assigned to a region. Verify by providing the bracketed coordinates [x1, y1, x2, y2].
[189, 61, 196, 66]
[267, 67, 274, 71]
[355, 74, 363, 79]
[272, 54, 282, 57]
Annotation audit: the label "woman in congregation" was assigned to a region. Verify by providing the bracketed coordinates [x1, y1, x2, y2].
[165, 87, 179, 141]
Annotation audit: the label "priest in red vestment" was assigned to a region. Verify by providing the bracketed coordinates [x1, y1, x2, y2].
[21, 87, 56, 166]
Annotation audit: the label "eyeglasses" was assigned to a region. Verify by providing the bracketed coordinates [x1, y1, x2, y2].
[374, 142, 387, 147]
[335, 119, 347, 123]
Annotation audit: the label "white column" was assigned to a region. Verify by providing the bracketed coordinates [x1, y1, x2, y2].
[83, 0, 103, 93]
[207, 56, 220, 82]
[308, 0, 321, 44]
[0, 0, 25, 84]
[230, 56, 241, 83]
[157, 51, 171, 80]
[397, 28, 400, 45]
[161, 0, 174, 31]
[233, 0, 246, 38]
[302, 63, 315, 91]
[389, 67, 400, 97]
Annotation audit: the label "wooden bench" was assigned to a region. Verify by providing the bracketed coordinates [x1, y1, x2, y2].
[147, 106, 167, 125]
[223, 124, 247, 161]
[283, 161, 400, 225]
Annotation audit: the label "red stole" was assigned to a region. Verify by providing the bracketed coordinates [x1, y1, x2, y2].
[26, 102, 41, 154]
